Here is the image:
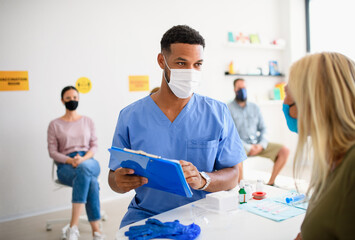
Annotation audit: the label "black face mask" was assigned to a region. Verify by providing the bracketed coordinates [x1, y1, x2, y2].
[236, 88, 247, 102]
[64, 100, 78, 111]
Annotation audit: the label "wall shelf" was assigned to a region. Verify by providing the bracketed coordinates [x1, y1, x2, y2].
[225, 72, 285, 77]
[257, 100, 284, 106]
[225, 42, 285, 50]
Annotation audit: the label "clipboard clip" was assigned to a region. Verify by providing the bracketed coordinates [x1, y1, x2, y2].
[123, 148, 161, 159]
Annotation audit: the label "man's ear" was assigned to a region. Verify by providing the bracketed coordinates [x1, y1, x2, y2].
[157, 53, 165, 70]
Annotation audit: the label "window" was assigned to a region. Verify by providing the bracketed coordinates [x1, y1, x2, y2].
[306, 0, 355, 60]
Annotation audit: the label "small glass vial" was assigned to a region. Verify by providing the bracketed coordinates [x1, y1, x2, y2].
[239, 180, 247, 204]
[244, 182, 252, 200]
[256, 179, 264, 192]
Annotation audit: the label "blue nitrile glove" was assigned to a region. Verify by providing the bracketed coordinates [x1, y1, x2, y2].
[124, 218, 201, 240]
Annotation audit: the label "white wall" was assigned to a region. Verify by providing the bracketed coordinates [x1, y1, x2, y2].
[310, 0, 355, 60]
[0, 0, 306, 221]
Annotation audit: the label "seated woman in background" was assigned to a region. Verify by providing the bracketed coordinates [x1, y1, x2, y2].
[283, 52, 355, 240]
[47, 86, 104, 240]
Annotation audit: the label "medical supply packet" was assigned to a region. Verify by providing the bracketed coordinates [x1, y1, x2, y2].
[272, 190, 308, 210]
[240, 191, 308, 222]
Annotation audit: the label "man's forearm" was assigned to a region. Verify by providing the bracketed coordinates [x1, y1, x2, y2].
[258, 140, 268, 150]
[204, 165, 239, 192]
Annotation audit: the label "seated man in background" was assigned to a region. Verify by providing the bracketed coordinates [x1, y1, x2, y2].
[227, 78, 290, 186]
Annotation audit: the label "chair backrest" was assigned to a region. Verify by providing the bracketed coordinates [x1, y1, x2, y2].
[51, 161, 56, 181]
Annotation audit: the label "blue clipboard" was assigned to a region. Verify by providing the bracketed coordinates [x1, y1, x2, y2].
[108, 147, 193, 198]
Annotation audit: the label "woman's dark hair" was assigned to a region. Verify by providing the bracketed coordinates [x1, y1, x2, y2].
[160, 25, 205, 53]
[61, 86, 78, 99]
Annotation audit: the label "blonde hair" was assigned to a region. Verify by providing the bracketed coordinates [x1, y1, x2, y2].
[288, 52, 355, 202]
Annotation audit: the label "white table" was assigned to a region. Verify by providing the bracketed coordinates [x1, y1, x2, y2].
[116, 186, 305, 240]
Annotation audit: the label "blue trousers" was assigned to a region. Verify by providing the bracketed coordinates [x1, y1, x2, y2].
[57, 151, 101, 221]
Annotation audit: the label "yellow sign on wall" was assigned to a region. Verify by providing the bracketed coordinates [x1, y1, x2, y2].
[0, 71, 29, 91]
[129, 75, 149, 92]
[76, 77, 92, 94]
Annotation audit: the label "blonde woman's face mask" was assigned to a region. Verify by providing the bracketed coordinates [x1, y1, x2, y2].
[283, 85, 298, 133]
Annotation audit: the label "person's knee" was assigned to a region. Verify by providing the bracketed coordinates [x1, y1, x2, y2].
[76, 162, 92, 176]
[282, 146, 290, 155]
[278, 146, 290, 160]
[77, 159, 100, 175]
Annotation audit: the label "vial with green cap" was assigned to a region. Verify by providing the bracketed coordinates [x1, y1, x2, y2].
[239, 180, 247, 204]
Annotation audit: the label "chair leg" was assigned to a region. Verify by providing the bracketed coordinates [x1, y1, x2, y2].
[46, 218, 70, 231]
[46, 222, 52, 231]
[101, 211, 108, 221]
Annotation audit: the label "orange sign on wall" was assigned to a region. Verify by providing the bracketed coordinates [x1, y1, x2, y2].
[0, 71, 29, 91]
[129, 75, 149, 92]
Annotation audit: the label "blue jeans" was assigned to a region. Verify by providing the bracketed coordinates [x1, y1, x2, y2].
[57, 151, 101, 221]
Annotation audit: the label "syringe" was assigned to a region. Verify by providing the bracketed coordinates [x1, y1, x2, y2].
[285, 194, 305, 204]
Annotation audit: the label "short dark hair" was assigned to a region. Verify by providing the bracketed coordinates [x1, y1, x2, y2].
[160, 25, 205, 53]
[61, 86, 78, 99]
[233, 78, 245, 87]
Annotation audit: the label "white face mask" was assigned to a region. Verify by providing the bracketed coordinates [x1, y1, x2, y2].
[163, 55, 202, 99]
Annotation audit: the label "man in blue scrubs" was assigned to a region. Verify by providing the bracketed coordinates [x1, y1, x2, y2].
[108, 25, 246, 228]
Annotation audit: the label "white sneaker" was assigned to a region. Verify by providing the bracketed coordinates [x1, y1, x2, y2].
[93, 232, 105, 240]
[66, 225, 80, 240]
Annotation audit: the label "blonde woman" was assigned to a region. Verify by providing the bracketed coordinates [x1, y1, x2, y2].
[283, 52, 355, 239]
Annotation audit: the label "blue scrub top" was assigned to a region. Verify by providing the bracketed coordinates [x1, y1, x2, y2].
[109, 93, 246, 227]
